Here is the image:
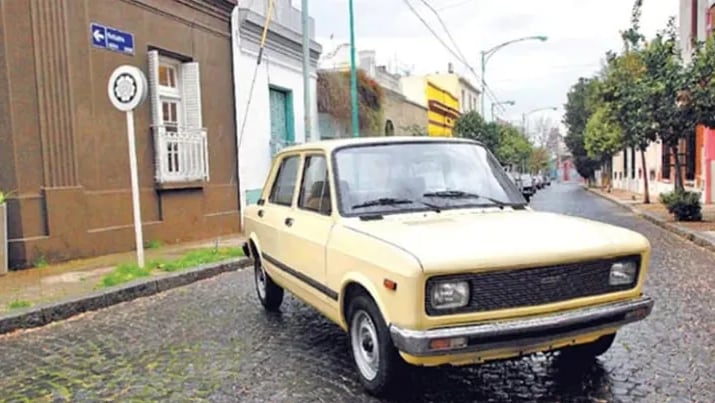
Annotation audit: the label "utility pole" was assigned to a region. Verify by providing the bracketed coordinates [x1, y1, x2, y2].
[480, 51, 486, 119]
[301, 0, 312, 141]
[349, 0, 359, 137]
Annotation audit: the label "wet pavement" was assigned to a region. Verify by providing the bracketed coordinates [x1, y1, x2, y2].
[0, 183, 714, 402]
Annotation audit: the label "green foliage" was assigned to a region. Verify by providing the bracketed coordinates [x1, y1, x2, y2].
[101, 263, 152, 288]
[453, 112, 500, 152]
[155, 247, 244, 273]
[563, 77, 602, 180]
[496, 124, 532, 167]
[0, 190, 13, 204]
[99, 247, 245, 287]
[317, 69, 385, 135]
[33, 255, 48, 269]
[145, 240, 163, 250]
[8, 300, 32, 310]
[659, 191, 703, 221]
[529, 147, 550, 173]
[584, 106, 623, 161]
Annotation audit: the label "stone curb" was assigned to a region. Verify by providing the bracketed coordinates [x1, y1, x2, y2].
[584, 186, 715, 254]
[0, 257, 253, 336]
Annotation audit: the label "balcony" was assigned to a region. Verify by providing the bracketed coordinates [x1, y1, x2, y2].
[153, 126, 209, 184]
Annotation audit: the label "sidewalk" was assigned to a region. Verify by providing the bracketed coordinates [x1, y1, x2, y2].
[586, 187, 715, 252]
[0, 234, 250, 333]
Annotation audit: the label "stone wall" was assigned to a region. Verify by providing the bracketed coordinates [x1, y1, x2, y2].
[382, 89, 428, 136]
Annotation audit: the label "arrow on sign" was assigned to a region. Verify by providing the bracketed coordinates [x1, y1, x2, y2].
[93, 29, 105, 42]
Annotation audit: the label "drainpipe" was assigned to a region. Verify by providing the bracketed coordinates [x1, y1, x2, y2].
[301, 0, 312, 142]
[706, 128, 715, 204]
[231, 7, 245, 230]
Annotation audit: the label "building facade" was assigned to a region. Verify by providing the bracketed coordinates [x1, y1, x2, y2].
[232, 0, 322, 220]
[358, 51, 428, 136]
[316, 48, 428, 137]
[426, 66, 481, 114]
[610, 0, 715, 203]
[0, 0, 240, 268]
[400, 76, 460, 137]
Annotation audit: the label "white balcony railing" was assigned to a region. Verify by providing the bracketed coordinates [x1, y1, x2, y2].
[153, 126, 209, 184]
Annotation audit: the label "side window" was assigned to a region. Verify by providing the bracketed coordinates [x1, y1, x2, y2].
[269, 156, 300, 206]
[298, 155, 331, 215]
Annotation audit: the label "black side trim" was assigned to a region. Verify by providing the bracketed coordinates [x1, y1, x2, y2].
[262, 253, 339, 301]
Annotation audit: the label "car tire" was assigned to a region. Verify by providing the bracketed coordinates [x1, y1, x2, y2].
[254, 256, 283, 311]
[347, 294, 402, 396]
[559, 333, 616, 361]
[524, 194, 531, 202]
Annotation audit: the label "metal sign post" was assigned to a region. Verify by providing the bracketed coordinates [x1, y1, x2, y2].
[107, 65, 148, 267]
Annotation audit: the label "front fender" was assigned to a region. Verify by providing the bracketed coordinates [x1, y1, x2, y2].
[338, 271, 393, 330]
[245, 233, 264, 262]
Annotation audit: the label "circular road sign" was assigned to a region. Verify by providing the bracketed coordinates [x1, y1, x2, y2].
[107, 65, 148, 112]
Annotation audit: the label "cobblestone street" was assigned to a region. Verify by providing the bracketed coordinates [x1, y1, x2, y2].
[0, 183, 713, 402]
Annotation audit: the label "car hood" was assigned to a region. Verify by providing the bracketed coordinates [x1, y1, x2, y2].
[344, 209, 650, 274]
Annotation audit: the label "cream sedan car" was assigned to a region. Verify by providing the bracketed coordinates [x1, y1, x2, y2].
[242, 137, 653, 396]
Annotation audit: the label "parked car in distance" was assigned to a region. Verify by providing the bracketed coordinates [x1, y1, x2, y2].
[543, 174, 552, 187]
[242, 137, 654, 396]
[534, 175, 544, 190]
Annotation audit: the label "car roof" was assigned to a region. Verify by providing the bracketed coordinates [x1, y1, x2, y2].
[275, 136, 482, 156]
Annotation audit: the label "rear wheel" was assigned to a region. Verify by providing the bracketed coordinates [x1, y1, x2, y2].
[254, 256, 283, 311]
[348, 294, 402, 396]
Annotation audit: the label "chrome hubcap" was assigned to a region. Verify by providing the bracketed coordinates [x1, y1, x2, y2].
[255, 262, 267, 301]
[351, 310, 379, 381]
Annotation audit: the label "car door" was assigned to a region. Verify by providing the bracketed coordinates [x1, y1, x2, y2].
[258, 154, 301, 274]
[280, 153, 337, 307]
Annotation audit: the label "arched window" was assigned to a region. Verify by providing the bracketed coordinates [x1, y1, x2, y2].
[385, 120, 395, 136]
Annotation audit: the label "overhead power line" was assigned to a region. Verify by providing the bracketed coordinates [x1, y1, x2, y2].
[401, 0, 508, 114]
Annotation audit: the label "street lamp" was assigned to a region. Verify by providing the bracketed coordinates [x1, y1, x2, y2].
[491, 100, 515, 121]
[522, 106, 558, 137]
[480, 35, 548, 119]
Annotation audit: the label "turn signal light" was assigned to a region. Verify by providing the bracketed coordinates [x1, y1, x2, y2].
[383, 279, 397, 291]
[429, 337, 467, 351]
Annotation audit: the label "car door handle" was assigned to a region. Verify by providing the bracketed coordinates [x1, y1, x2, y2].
[284, 217, 294, 227]
[257, 209, 264, 218]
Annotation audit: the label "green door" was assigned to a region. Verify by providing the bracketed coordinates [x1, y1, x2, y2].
[269, 87, 294, 156]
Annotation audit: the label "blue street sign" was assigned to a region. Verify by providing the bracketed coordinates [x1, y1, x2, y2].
[90, 23, 135, 55]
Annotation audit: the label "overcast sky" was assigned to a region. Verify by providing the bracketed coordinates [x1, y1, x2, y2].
[296, 0, 679, 132]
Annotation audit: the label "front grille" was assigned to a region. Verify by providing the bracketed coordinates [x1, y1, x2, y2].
[425, 256, 640, 316]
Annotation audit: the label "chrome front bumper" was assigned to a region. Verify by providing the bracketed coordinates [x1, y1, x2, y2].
[389, 296, 654, 357]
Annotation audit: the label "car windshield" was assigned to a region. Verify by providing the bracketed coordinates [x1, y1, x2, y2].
[333, 141, 526, 217]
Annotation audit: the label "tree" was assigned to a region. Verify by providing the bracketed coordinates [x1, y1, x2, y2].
[453, 111, 500, 152]
[529, 147, 550, 173]
[496, 124, 532, 169]
[531, 116, 557, 149]
[584, 105, 623, 189]
[563, 77, 601, 183]
[600, 0, 654, 201]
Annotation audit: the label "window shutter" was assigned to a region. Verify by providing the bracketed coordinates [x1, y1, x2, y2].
[147, 50, 162, 127]
[181, 62, 202, 129]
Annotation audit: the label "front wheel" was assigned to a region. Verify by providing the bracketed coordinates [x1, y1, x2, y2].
[254, 257, 283, 311]
[348, 294, 402, 396]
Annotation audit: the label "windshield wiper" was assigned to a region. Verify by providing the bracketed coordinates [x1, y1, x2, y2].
[422, 190, 523, 208]
[352, 198, 414, 209]
[352, 197, 442, 213]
